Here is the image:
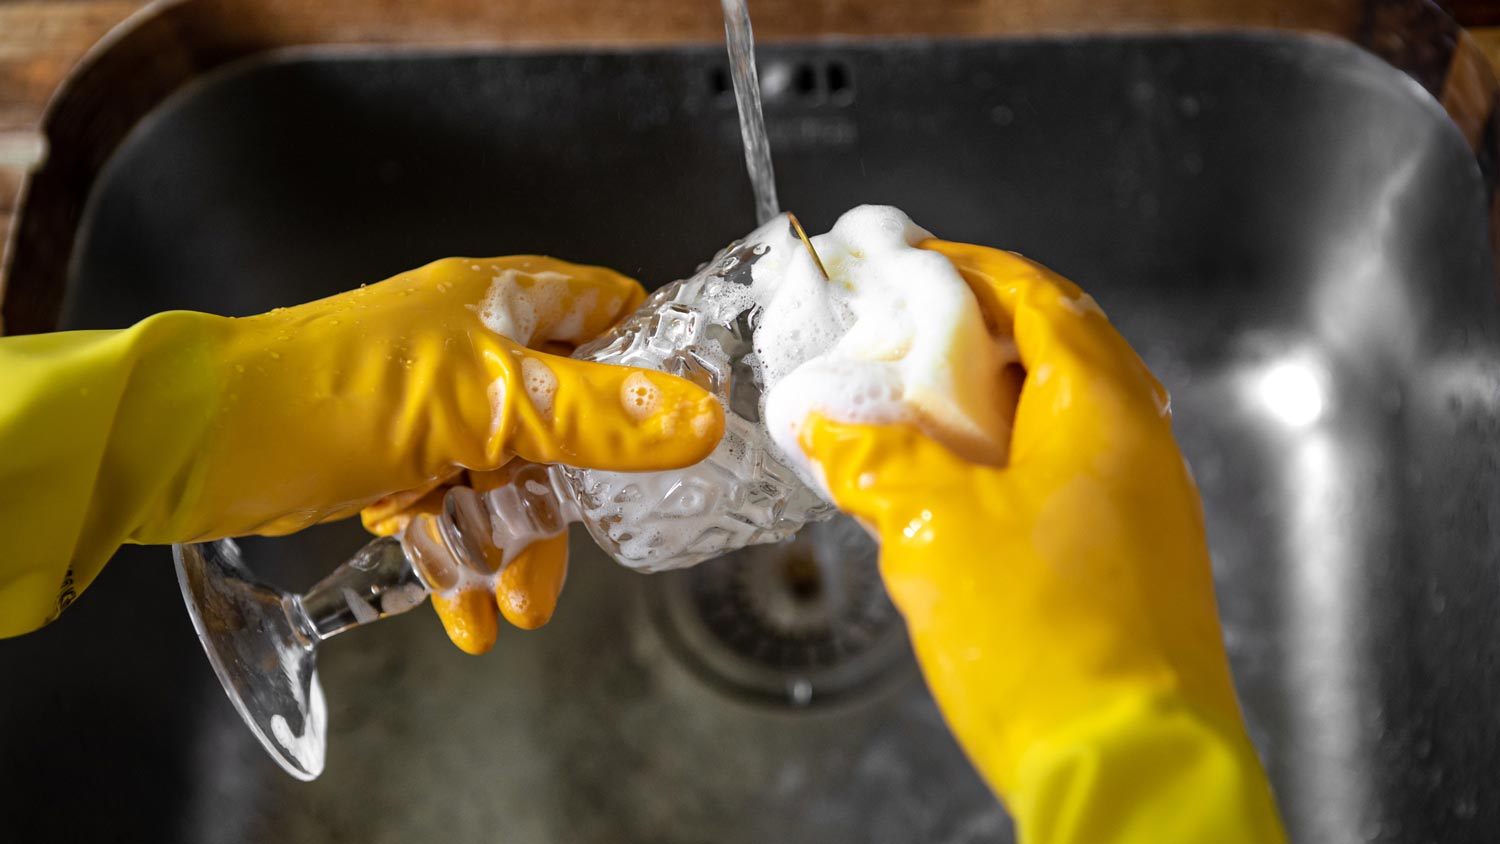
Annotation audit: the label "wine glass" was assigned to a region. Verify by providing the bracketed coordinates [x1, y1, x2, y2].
[175, 214, 836, 780]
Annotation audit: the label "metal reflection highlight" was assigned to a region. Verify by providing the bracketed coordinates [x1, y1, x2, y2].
[1253, 357, 1328, 429]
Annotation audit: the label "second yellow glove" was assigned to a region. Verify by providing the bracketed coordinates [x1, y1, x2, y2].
[795, 241, 1286, 843]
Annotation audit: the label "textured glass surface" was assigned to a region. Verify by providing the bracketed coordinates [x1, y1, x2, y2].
[557, 221, 835, 571]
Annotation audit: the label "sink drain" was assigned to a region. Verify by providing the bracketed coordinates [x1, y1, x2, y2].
[648, 515, 912, 708]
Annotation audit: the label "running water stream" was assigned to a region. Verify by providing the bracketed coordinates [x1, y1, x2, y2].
[721, 0, 780, 224]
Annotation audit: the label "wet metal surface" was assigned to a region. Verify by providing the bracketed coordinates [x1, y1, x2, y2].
[2, 34, 1498, 843]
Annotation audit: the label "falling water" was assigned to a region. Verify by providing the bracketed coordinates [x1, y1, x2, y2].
[721, 0, 780, 224]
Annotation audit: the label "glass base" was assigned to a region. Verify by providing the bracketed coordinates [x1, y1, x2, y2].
[174, 539, 327, 781]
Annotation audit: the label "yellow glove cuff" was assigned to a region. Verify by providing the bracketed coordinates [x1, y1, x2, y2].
[1010, 691, 1286, 844]
[0, 311, 225, 635]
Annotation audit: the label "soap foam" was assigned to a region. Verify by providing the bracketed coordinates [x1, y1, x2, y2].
[476, 267, 596, 346]
[520, 356, 558, 421]
[475, 265, 624, 436]
[486, 377, 508, 438]
[750, 205, 1015, 491]
[620, 371, 663, 422]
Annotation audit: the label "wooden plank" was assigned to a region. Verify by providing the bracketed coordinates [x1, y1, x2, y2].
[1467, 26, 1500, 73]
[1444, 0, 1500, 28]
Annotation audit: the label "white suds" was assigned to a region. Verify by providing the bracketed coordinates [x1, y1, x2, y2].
[520, 356, 559, 420]
[748, 205, 1016, 490]
[620, 371, 663, 422]
[474, 268, 600, 346]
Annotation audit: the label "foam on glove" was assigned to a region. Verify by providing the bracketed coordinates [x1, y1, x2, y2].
[475, 265, 627, 346]
[747, 205, 1018, 488]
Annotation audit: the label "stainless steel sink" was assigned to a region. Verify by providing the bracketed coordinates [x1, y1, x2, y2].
[3, 33, 1498, 843]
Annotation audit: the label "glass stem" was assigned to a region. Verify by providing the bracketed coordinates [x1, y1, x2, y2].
[285, 535, 429, 645]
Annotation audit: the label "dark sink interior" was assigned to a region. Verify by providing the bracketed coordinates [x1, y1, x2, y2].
[2, 33, 1498, 843]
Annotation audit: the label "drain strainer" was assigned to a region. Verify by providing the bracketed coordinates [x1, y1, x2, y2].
[648, 514, 912, 708]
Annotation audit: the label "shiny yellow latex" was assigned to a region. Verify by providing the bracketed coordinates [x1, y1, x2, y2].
[797, 240, 1286, 843]
[359, 464, 573, 653]
[0, 256, 723, 638]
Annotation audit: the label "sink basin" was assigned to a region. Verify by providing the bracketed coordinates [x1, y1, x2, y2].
[2, 32, 1499, 843]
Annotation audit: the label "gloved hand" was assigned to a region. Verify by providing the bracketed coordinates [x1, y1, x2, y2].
[358, 463, 574, 653]
[795, 240, 1286, 843]
[0, 256, 723, 638]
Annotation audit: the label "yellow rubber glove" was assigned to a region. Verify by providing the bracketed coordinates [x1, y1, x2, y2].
[798, 240, 1287, 843]
[0, 256, 723, 638]
[358, 463, 573, 653]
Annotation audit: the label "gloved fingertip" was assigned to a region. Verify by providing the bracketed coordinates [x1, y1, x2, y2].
[360, 509, 409, 538]
[431, 588, 499, 655]
[509, 353, 725, 471]
[496, 533, 569, 630]
[920, 237, 1098, 334]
